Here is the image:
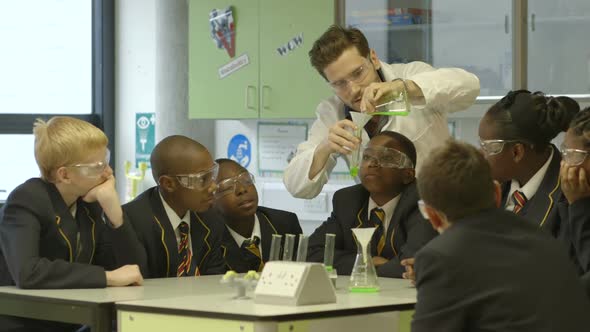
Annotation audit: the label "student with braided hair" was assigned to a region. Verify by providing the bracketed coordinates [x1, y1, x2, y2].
[477, 90, 579, 237]
[559, 107, 590, 296]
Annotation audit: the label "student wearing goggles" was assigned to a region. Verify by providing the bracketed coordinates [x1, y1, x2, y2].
[0, 117, 143, 331]
[478, 90, 579, 235]
[308, 131, 437, 278]
[560, 107, 590, 297]
[122, 136, 226, 278]
[213, 159, 302, 273]
[361, 145, 415, 169]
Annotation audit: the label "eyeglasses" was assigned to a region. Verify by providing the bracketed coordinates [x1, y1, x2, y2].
[478, 139, 520, 156]
[67, 149, 111, 178]
[214, 171, 255, 198]
[174, 162, 219, 190]
[417, 200, 429, 220]
[560, 147, 589, 166]
[361, 146, 414, 169]
[328, 58, 374, 92]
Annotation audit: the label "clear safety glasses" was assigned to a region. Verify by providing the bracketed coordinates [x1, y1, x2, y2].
[361, 146, 414, 169]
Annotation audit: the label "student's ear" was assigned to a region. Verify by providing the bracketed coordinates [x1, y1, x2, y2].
[55, 167, 71, 184]
[369, 49, 381, 70]
[158, 175, 177, 193]
[512, 143, 526, 163]
[401, 169, 416, 185]
[493, 180, 502, 208]
[425, 206, 444, 233]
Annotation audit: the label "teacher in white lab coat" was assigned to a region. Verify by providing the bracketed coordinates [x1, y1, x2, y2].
[283, 25, 480, 199]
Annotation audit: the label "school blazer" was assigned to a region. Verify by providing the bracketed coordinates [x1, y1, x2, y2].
[558, 196, 590, 274]
[220, 206, 303, 272]
[501, 145, 566, 237]
[0, 178, 137, 289]
[122, 187, 226, 278]
[412, 208, 590, 332]
[307, 182, 437, 278]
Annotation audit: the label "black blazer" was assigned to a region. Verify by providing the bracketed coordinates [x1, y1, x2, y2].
[220, 206, 303, 272]
[501, 145, 566, 237]
[412, 208, 590, 332]
[307, 182, 437, 278]
[122, 187, 226, 278]
[0, 178, 136, 289]
[558, 196, 590, 274]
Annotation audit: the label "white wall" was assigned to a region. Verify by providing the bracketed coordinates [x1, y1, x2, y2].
[114, 0, 157, 197]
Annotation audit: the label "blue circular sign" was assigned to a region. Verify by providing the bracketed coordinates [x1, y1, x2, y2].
[227, 134, 251, 168]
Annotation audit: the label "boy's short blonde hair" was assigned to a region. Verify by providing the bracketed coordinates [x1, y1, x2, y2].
[33, 116, 108, 181]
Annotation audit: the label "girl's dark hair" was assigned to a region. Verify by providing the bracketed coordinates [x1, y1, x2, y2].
[486, 90, 580, 152]
[568, 107, 590, 148]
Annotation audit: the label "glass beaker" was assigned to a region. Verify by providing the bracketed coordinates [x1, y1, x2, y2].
[373, 86, 411, 116]
[324, 233, 337, 287]
[349, 228, 380, 293]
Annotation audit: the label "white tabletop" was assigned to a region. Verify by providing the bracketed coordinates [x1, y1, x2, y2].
[0, 276, 235, 305]
[117, 276, 417, 321]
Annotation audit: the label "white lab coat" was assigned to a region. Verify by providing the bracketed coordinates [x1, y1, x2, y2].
[283, 61, 480, 199]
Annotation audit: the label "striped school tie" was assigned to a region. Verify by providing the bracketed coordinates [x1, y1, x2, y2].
[370, 208, 386, 256]
[511, 190, 528, 214]
[177, 221, 192, 277]
[241, 236, 264, 272]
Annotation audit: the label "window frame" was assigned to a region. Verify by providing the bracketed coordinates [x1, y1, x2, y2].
[0, 0, 115, 168]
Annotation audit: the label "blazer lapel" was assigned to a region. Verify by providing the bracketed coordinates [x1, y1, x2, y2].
[47, 182, 79, 263]
[383, 183, 419, 259]
[350, 186, 370, 229]
[520, 145, 562, 229]
[76, 204, 97, 264]
[257, 209, 279, 261]
[148, 189, 179, 277]
[190, 212, 212, 276]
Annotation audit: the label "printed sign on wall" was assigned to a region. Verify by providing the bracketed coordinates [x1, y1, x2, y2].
[135, 113, 156, 168]
[227, 134, 251, 168]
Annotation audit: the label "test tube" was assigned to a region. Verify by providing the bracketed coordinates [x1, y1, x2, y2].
[349, 127, 363, 177]
[296, 234, 308, 262]
[282, 234, 296, 261]
[324, 233, 336, 270]
[269, 234, 283, 261]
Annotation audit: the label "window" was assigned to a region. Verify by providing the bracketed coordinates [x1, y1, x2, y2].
[0, 0, 114, 201]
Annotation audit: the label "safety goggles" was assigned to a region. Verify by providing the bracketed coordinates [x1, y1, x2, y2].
[214, 171, 255, 198]
[67, 149, 111, 178]
[478, 138, 521, 156]
[560, 146, 589, 166]
[361, 146, 414, 169]
[328, 57, 373, 92]
[175, 162, 219, 190]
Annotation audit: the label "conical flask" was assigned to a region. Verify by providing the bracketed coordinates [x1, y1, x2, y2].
[349, 228, 380, 293]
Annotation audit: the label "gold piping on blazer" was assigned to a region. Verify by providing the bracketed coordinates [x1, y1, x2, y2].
[83, 207, 97, 264]
[194, 212, 212, 276]
[55, 216, 73, 263]
[539, 177, 560, 228]
[355, 206, 365, 228]
[153, 216, 170, 277]
[260, 212, 278, 234]
[220, 245, 233, 271]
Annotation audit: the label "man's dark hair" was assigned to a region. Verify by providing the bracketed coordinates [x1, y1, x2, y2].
[309, 25, 370, 79]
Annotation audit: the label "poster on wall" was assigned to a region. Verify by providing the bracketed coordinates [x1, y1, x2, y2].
[257, 122, 308, 176]
[209, 6, 235, 58]
[135, 113, 155, 167]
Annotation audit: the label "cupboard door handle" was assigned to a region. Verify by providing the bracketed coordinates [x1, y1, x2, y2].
[262, 85, 271, 110]
[246, 85, 257, 111]
[531, 13, 535, 32]
[504, 14, 509, 34]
